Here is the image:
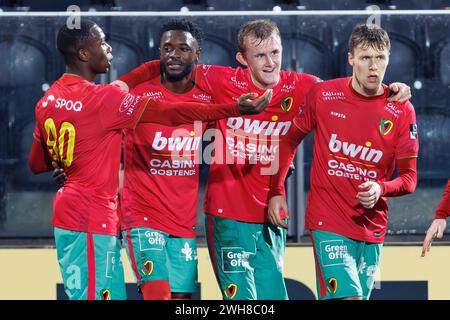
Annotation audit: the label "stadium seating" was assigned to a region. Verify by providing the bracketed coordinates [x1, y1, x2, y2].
[0, 2, 448, 240]
[106, 37, 145, 81]
[416, 109, 450, 181]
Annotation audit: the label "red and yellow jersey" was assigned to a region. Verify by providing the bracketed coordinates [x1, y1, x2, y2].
[295, 77, 419, 242]
[120, 76, 209, 238]
[435, 179, 450, 219]
[195, 64, 319, 223]
[33, 74, 148, 235]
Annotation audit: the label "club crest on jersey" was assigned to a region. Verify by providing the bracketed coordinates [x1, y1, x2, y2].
[280, 97, 293, 112]
[224, 284, 237, 299]
[142, 260, 154, 275]
[327, 278, 338, 294]
[100, 289, 111, 300]
[379, 119, 394, 136]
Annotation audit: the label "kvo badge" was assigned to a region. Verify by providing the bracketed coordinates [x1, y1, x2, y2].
[280, 97, 293, 112]
[379, 119, 394, 136]
[224, 284, 238, 299]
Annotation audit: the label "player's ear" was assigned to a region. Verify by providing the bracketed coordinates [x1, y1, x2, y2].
[236, 51, 248, 67]
[78, 48, 89, 63]
[347, 52, 354, 67]
[195, 48, 201, 63]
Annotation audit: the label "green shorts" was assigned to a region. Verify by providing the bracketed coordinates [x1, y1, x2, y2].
[54, 227, 126, 300]
[311, 230, 382, 300]
[122, 227, 198, 293]
[205, 214, 288, 300]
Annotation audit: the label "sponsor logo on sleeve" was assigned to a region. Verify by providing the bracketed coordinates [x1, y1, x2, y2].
[119, 93, 141, 116]
[409, 124, 417, 139]
[379, 119, 394, 136]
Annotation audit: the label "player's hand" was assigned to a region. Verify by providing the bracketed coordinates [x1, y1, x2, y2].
[237, 89, 273, 115]
[388, 82, 411, 103]
[111, 80, 130, 92]
[52, 161, 66, 189]
[268, 195, 289, 229]
[421, 219, 447, 257]
[356, 181, 381, 209]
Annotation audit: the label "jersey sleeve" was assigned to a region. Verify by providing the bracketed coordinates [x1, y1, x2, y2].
[293, 82, 319, 134]
[117, 60, 161, 89]
[97, 85, 150, 131]
[33, 99, 44, 142]
[33, 121, 42, 142]
[194, 64, 235, 97]
[395, 101, 419, 159]
[297, 73, 321, 98]
[435, 179, 450, 219]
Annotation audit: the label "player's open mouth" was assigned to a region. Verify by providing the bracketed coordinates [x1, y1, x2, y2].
[368, 75, 378, 82]
[167, 62, 183, 71]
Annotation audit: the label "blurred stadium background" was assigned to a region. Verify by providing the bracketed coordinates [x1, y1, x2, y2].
[0, 0, 449, 299]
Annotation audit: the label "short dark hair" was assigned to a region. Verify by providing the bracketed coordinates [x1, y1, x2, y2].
[158, 19, 204, 47]
[348, 23, 390, 54]
[237, 19, 280, 53]
[56, 20, 98, 65]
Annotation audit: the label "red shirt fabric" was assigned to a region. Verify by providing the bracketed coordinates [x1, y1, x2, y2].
[33, 74, 148, 235]
[435, 179, 450, 219]
[293, 77, 419, 243]
[121, 77, 210, 238]
[194, 64, 319, 223]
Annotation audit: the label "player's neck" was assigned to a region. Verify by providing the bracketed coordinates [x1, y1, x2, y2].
[162, 74, 194, 94]
[249, 73, 278, 90]
[351, 76, 384, 97]
[65, 66, 96, 82]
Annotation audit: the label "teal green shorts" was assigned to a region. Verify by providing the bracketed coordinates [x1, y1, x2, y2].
[54, 227, 126, 300]
[205, 214, 288, 300]
[122, 227, 198, 293]
[311, 230, 382, 300]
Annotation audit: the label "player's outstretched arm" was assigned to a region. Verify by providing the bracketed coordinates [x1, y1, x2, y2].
[421, 180, 450, 257]
[421, 219, 447, 257]
[139, 89, 272, 126]
[388, 82, 411, 103]
[112, 60, 161, 91]
[267, 124, 307, 229]
[236, 89, 273, 115]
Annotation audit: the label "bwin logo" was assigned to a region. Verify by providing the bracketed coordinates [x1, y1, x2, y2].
[328, 134, 383, 163]
[152, 132, 201, 152]
[227, 117, 291, 136]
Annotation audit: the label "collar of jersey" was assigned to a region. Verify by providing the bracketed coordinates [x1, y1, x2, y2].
[347, 77, 389, 100]
[60, 73, 91, 85]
